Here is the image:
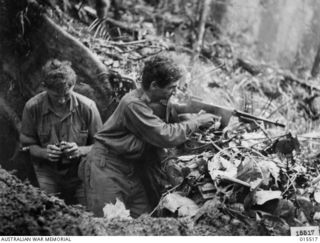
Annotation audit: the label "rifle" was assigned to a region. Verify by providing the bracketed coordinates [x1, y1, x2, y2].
[167, 96, 285, 129]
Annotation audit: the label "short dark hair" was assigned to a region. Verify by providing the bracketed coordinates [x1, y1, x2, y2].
[141, 54, 182, 90]
[42, 59, 76, 93]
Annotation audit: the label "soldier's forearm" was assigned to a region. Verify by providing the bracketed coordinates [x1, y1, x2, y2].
[78, 145, 93, 156]
[29, 145, 48, 160]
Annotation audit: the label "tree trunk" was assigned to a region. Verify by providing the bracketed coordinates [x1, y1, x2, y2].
[0, 0, 114, 121]
[33, 15, 113, 120]
[193, 0, 212, 58]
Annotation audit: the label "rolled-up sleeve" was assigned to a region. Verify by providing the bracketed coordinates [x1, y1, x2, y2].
[124, 101, 198, 148]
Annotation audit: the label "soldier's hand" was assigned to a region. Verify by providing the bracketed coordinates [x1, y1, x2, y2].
[196, 113, 221, 129]
[61, 142, 81, 159]
[210, 120, 221, 130]
[46, 144, 62, 162]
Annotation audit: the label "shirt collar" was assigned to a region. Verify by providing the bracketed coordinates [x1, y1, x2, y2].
[138, 88, 152, 104]
[42, 91, 78, 116]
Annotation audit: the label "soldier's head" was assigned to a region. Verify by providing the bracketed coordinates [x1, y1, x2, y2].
[42, 59, 76, 105]
[141, 54, 182, 101]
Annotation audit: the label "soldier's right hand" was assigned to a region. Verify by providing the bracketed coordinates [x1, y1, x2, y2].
[46, 144, 62, 162]
[196, 113, 221, 129]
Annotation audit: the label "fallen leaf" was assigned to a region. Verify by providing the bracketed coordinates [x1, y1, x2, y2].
[178, 203, 200, 217]
[237, 157, 263, 185]
[194, 197, 222, 223]
[261, 215, 290, 236]
[250, 178, 263, 190]
[276, 199, 295, 222]
[253, 190, 282, 205]
[313, 212, 320, 221]
[103, 198, 131, 220]
[160, 192, 199, 217]
[296, 196, 314, 222]
[259, 160, 280, 186]
[297, 210, 308, 224]
[293, 165, 307, 173]
[208, 156, 237, 180]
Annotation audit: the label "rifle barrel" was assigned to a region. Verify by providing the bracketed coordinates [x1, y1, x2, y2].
[233, 110, 285, 128]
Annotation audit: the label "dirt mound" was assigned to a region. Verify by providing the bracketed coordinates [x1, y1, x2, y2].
[0, 168, 266, 235]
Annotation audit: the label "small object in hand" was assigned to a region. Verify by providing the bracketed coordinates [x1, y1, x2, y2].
[21, 146, 30, 152]
[59, 141, 74, 164]
[59, 141, 68, 151]
[208, 117, 221, 131]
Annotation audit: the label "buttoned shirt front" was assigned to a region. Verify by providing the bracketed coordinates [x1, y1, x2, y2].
[21, 91, 102, 151]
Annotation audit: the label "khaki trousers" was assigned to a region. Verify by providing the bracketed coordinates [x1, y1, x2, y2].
[34, 161, 85, 205]
[79, 142, 151, 218]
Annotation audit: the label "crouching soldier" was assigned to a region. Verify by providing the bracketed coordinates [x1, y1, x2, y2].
[20, 59, 102, 205]
[80, 54, 219, 218]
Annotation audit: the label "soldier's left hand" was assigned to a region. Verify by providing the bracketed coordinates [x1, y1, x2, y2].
[61, 142, 81, 159]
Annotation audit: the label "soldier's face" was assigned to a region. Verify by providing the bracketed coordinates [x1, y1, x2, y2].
[152, 80, 179, 101]
[47, 87, 74, 106]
